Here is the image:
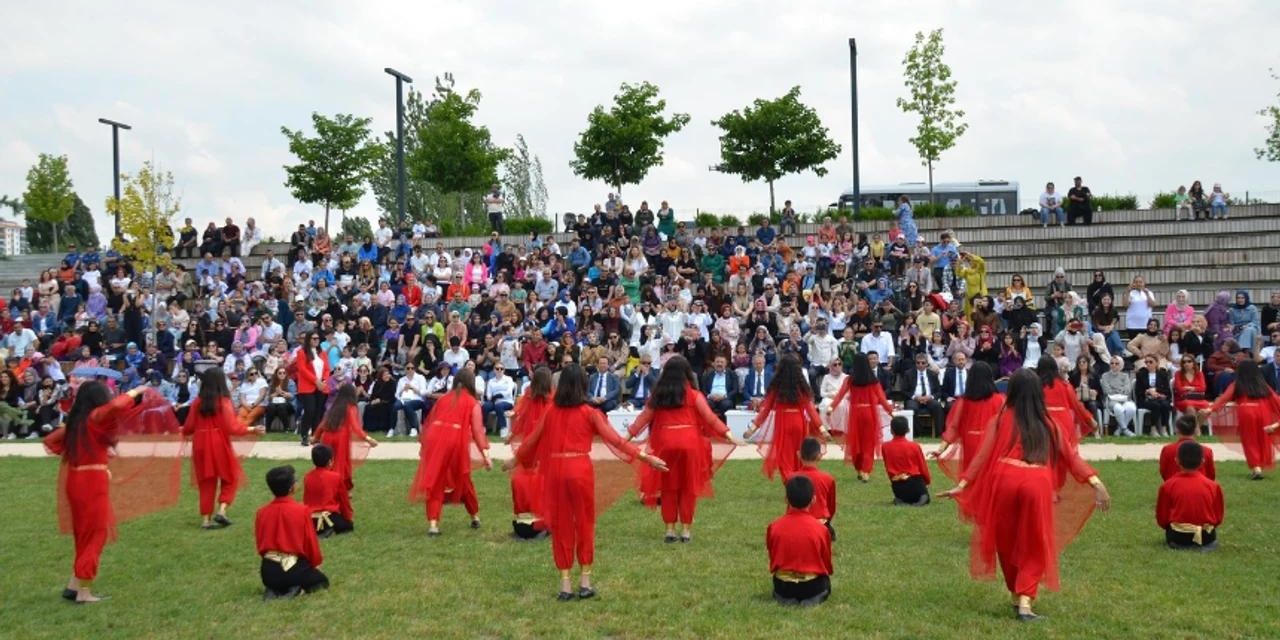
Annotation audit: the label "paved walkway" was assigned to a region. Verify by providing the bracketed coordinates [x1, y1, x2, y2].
[0, 441, 1245, 462]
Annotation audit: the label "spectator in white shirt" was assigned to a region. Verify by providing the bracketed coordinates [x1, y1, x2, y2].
[859, 321, 896, 365]
[443, 337, 470, 372]
[394, 366, 429, 437]
[236, 367, 269, 426]
[1039, 181, 1065, 227]
[482, 364, 517, 436]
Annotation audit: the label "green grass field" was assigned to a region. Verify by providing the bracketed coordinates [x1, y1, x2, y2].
[0, 457, 1274, 639]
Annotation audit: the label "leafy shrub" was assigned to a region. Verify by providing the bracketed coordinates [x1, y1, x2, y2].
[505, 217, 553, 235]
[853, 206, 896, 221]
[694, 212, 721, 229]
[718, 214, 741, 229]
[1150, 192, 1177, 209]
[911, 203, 976, 218]
[747, 213, 770, 226]
[439, 218, 489, 237]
[1093, 194, 1139, 211]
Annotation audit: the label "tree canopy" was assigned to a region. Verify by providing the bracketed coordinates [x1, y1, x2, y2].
[570, 81, 690, 195]
[501, 134, 549, 220]
[340, 214, 374, 241]
[20, 193, 100, 252]
[896, 29, 968, 204]
[712, 86, 841, 213]
[108, 161, 180, 271]
[1256, 68, 1280, 162]
[281, 112, 381, 231]
[22, 153, 76, 252]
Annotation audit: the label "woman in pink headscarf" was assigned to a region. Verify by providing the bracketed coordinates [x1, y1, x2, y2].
[1163, 289, 1196, 336]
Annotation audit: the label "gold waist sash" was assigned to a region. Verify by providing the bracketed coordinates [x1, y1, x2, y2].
[1170, 522, 1216, 545]
[70, 464, 110, 473]
[550, 452, 587, 459]
[311, 511, 333, 532]
[774, 570, 820, 583]
[431, 421, 462, 430]
[514, 512, 539, 525]
[999, 457, 1045, 469]
[891, 473, 913, 482]
[664, 424, 695, 430]
[263, 551, 299, 572]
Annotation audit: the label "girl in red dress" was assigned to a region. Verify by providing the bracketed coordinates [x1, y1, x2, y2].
[933, 361, 1005, 480]
[941, 369, 1111, 622]
[314, 383, 379, 491]
[744, 354, 826, 480]
[827, 353, 894, 482]
[1201, 360, 1280, 479]
[409, 370, 491, 535]
[1037, 356, 1097, 445]
[184, 368, 263, 529]
[504, 364, 668, 601]
[43, 383, 146, 603]
[1172, 355, 1211, 420]
[507, 367, 553, 539]
[624, 356, 740, 542]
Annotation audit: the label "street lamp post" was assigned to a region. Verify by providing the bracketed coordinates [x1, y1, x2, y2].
[98, 118, 132, 237]
[848, 38, 860, 216]
[384, 67, 414, 227]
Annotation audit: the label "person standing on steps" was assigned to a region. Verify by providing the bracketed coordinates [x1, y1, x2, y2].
[485, 184, 505, 234]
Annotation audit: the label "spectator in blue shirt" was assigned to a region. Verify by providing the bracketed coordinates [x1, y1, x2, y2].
[756, 219, 776, 246]
[929, 231, 960, 295]
[568, 241, 591, 272]
[541, 307, 576, 341]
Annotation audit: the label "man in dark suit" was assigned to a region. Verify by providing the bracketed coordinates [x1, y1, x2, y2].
[743, 353, 774, 410]
[626, 356, 659, 409]
[900, 354, 944, 437]
[1263, 351, 1280, 393]
[587, 355, 621, 413]
[701, 355, 740, 421]
[1133, 355, 1173, 435]
[940, 352, 970, 409]
[866, 351, 894, 397]
[676, 326, 710, 376]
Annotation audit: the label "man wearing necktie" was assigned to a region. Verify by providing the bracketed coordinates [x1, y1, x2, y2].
[1263, 350, 1280, 393]
[900, 354, 944, 437]
[701, 355, 741, 421]
[943, 353, 970, 411]
[627, 357, 659, 409]
[744, 353, 774, 412]
[587, 356, 620, 413]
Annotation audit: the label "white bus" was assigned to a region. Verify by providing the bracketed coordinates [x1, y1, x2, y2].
[838, 180, 1020, 215]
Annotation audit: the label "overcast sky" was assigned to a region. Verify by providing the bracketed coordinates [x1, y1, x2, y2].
[3, 0, 1279, 241]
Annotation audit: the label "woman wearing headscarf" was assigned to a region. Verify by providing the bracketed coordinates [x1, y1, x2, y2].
[1229, 291, 1261, 358]
[1163, 289, 1196, 337]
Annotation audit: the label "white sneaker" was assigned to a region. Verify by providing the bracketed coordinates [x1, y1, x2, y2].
[386, 430, 395, 438]
[409, 428, 419, 437]
[499, 427, 510, 439]
[4, 433, 14, 440]
[26, 433, 37, 440]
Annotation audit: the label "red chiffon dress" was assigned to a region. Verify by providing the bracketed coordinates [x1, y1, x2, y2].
[315, 406, 371, 491]
[508, 391, 553, 533]
[938, 394, 1006, 480]
[626, 389, 734, 525]
[409, 390, 489, 521]
[513, 404, 641, 571]
[1206, 384, 1280, 471]
[183, 397, 255, 517]
[828, 380, 893, 475]
[752, 391, 824, 480]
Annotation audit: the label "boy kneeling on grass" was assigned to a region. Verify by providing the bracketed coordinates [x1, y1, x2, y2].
[882, 416, 931, 506]
[256, 465, 329, 600]
[766, 475, 833, 606]
[304, 444, 354, 537]
[788, 437, 837, 540]
[1159, 415, 1216, 481]
[1157, 440, 1225, 551]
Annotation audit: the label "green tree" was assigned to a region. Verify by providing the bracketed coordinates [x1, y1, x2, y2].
[22, 194, 101, 252]
[107, 161, 180, 272]
[501, 134, 549, 220]
[570, 81, 690, 195]
[408, 74, 508, 230]
[22, 154, 76, 252]
[371, 87, 441, 224]
[1256, 68, 1280, 162]
[712, 86, 841, 214]
[896, 29, 968, 206]
[281, 112, 381, 232]
[340, 214, 374, 241]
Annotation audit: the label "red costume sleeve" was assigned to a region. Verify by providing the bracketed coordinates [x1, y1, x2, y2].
[469, 403, 488, 452]
[876, 384, 893, 414]
[805, 399, 823, 434]
[824, 472, 837, 518]
[347, 407, 369, 441]
[1056, 432, 1097, 483]
[941, 400, 965, 444]
[43, 427, 66, 456]
[1065, 387, 1095, 435]
[916, 443, 931, 485]
[1155, 481, 1172, 529]
[514, 412, 548, 469]
[829, 379, 849, 412]
[1211, 481, 1225, 526]
[1204, 447, 1216, 480]
[961, 412, 1005, 485]
[589, 410, 640, 461]
[626, 406, 656, 439]
[691, 394, 731, 440]
[1207, 384, 1236, 413]
[1159, 442, 1177, 481]
[752, 392, 776, 428]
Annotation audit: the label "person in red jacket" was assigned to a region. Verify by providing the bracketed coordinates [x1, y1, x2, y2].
[883, 416, 931, 506]
[766, 475, 833, 606]
[314, 384, 379, 491]
[183, 368, 263, 529]
[1160, 415, 1216, 481]
[504, 364, 668, 601]
[304, 445, 353, 537]
[44, 383, 148, 603]
[255, 465, 328, 599]
[1157, 441, 1225, 551]
[292, 331, 331, 447]
[788, 437, 837, 540]
[409, 370, 492, 536]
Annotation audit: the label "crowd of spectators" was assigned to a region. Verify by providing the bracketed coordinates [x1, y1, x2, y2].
[0, 193, 1275, 443]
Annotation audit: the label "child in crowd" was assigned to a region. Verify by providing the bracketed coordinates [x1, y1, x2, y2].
[1156, 441, 1225, 551]
[766, 475, 833, 606]
[882, 416, 931, 506]
[303, 445, 354, 537]
[788, 437, 837, 540]
[255, 465, 328, 599]
[1159, 415, 1216, 481]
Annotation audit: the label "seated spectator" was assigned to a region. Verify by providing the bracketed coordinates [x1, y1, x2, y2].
[900, 354, 944, 437]
[1038, 181, 1065, 227]
[701, 355, 739, 420]
[586, 356, 620, 413]
[481, 364, 517, 436]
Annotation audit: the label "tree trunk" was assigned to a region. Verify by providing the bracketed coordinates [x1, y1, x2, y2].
[324, 203, 331, 232]
[459, 193, 466, 229]
[52, 222, 59, 253]
[768, 180, 776, 215]
[927, 160, 935, 207]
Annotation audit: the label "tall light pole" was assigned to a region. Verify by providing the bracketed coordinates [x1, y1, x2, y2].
[384, 67, 414, 227]
[98, 118, 132, 237]
[848, 38, 860, 216]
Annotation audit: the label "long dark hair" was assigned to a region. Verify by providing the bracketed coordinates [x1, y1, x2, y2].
[553, 364, 589, 407]
[1006, 369, 1055, 464]
[769, 354, 812, 404]
[451, 369, 478, 398]
[1234, 360, 1271, 399]
[319, 384, 358, 432]
[63, 381, 113, 462]
[962, 361, 998, 401]
[1035, 355, 1060, 387]
[300, 330, 318, 360]
[848, 352, 876, 386]
[527, 366, 553, 400]
[198, 367, 231, 416]
[651, 355, 696, 408]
